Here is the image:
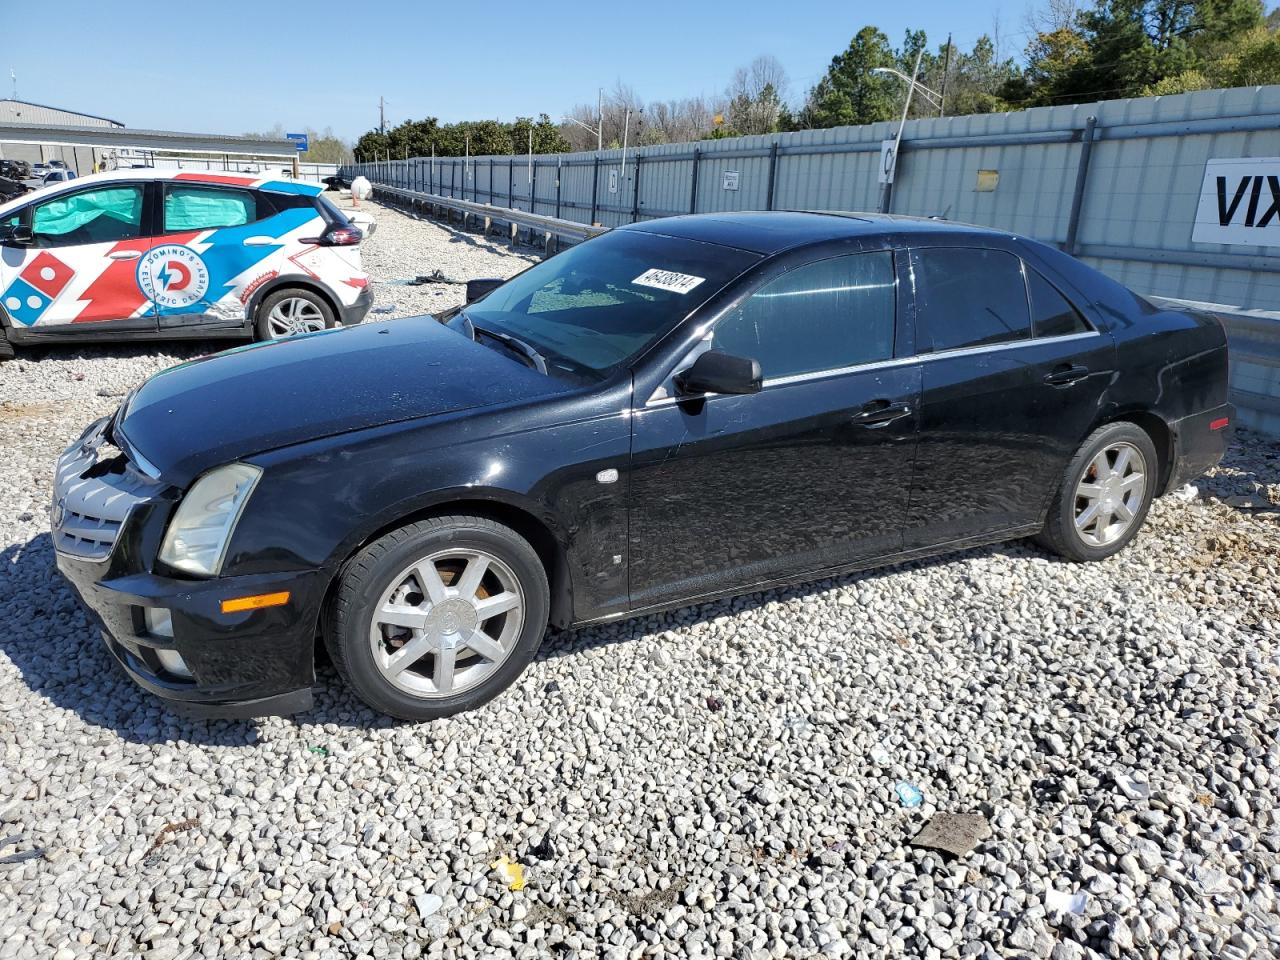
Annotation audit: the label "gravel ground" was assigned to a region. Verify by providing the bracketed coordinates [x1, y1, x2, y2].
[2, 201, 1279, 960]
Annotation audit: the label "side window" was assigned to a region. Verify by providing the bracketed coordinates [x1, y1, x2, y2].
[1026, 266, 1091, 338]
[914, 247, 1031, 352]
[710, 252, 896, 380]
[31, 186, 143, 247]
[163, 186, 258, 231]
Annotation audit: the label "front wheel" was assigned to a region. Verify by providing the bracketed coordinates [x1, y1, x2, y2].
[325, 516, 550, 720]
[1036, 421, 1159, 562]
[255, 287, 335, 341]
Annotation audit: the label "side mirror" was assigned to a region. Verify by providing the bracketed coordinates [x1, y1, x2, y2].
[0, 224, 33, 246]
[674, 350, 762, 396]
[465, 278, 504, 304]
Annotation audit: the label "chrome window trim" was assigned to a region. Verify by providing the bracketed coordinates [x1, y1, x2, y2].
[640, 330, 1102, 409]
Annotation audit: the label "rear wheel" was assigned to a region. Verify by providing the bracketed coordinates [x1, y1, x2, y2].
[1036, 421, 1159, 562]
[255, 287, 334, 341]
[325, 516, 550, 720]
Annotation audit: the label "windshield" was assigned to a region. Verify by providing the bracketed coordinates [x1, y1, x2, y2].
[464, 230, 759, 380]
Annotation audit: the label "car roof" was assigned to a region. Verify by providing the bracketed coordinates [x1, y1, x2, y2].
[618, 210, 1016, 255]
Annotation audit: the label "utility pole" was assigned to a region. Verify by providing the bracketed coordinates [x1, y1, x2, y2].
[939, 34, 952, 118]
[379, 96, 386, 135]
[597, 88, 603, 152]
[8, 68, 15, 100]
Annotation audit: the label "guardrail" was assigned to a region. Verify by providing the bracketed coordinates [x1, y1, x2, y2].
[371, 184, 607, 252]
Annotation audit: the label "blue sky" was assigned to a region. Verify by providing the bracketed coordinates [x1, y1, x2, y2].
[8, 0, 1022, 141]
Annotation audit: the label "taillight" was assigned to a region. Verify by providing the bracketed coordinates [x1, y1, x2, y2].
[318, 226, 362, 246]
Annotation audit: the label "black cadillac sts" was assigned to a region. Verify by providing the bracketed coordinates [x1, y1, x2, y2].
[52, 212, 1232, 720]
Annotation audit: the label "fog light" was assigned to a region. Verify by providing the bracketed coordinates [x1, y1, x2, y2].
[155, 647, 192, 680]
[144, 607, 174, 638]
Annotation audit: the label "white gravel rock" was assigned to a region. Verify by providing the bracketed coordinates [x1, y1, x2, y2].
[1, 201, 1278, 958]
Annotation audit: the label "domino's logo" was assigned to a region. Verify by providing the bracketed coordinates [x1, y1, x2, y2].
[138, 244, 209, 309]
[2, 252, 74, 326]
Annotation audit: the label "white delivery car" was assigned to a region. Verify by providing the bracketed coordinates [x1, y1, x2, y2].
[0, 170, 372, 357]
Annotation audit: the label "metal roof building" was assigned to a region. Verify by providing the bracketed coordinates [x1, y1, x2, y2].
[0, 99, 123, 128]
[0, 99, 123, 171]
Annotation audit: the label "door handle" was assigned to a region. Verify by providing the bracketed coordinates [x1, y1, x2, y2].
[243, 236, 274, 247]
[108, 250, 141, 261]
[852, 399, 912, 428]
[1044, 363, 1089, 386]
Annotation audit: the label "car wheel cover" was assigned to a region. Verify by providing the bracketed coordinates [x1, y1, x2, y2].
[266, 297, 326, 338]
[1073, 441, 1147, 547]
[368, 548, 525, 698]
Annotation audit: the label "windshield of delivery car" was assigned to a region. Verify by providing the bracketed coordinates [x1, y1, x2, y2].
[465, 230, 759, 379]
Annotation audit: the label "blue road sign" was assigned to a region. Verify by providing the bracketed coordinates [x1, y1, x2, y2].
[286, 133, 309, 152]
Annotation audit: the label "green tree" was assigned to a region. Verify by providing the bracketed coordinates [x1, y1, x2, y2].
[797, 27, 900, 128]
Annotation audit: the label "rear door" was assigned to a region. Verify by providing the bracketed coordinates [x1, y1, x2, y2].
[0, 181, 157, 333]
[902, 245, 1115, 548]
[152, 181, 274, 331]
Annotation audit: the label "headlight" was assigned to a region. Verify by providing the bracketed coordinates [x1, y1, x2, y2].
[159, 463, 261, 576]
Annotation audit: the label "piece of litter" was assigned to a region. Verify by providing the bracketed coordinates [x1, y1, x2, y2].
[895, 781, 924, 808]
[0, 847, 46, 865]
[414, 893, 443, 918]
[1115, 773, 1151, 801]
[1171, 484, 1198, 503]
[1044, 888, 1088, 916]
[706, 696, 724, 712]
[371, 304, 396, 314]
[910, 812, 991, 856]
[308, 746, 329, 757]
[490, 855, 526, 891]
[870, 744, 891, 766]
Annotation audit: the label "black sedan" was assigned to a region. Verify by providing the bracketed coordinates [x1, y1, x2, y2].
[52, 212, 1232, 720]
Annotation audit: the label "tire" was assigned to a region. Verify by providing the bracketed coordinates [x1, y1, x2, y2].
[325, 516, 550, 720]
[254, 287, 335, 341]
[1036, 421, 1159, 562]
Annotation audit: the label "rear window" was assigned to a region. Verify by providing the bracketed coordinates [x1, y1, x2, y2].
[1027, 267, 1091, 338]
[164, 186, 257, 231]
[914, 247, 1031, 352]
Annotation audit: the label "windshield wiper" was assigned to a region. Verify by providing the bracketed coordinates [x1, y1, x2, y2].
[470, 321, 549, 375]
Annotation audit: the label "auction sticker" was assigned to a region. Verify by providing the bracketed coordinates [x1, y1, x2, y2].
[632, 268, 705, 295]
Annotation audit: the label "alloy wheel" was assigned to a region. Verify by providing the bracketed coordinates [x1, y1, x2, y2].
[1073, 441, 1147, 547]
[266, 297, 326, 338]
[368, 549, 525, 698]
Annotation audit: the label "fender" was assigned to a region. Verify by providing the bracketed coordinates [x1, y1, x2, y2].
[321, 483, 573, 576]
[244, 272, 344, 325]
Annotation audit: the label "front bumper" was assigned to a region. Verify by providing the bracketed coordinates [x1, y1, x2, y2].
[57, 553, 325, 718]
[1165, 402, 1235, 493]
[52, 421, 323, 718]
[339, 285, 373, 327]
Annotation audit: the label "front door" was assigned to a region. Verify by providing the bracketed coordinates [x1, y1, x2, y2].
[902, 245, 1117, 548]
[0, 182, 157, 333]
[628, 250, 920, 610]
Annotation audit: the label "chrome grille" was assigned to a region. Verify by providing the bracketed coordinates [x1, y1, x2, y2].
[52, 419, 159, 561]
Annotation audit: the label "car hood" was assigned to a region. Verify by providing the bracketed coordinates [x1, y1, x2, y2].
[117, 316, 572, 487]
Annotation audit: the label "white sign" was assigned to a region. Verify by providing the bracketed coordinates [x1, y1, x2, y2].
[608, 168, 619, 194]
[632, 268, 706, 295]
[1192, 157, 1280, 246]
[721, 170, 739, 191]
[878, 139, 897, 185]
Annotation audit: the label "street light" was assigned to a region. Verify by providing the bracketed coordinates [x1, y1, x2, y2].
[561, 115, 602, 149]
[870, 50, 930, 213]
[869, 67, 944, 111]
